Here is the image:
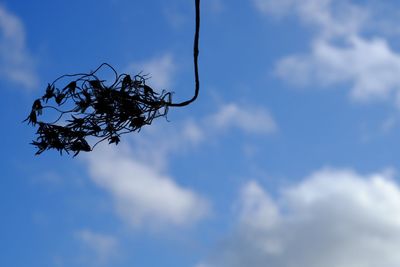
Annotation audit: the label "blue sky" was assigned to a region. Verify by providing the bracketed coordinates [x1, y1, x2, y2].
[3, 0, 400, 266]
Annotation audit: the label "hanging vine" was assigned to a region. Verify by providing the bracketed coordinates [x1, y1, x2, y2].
[25, 0, 201, 156]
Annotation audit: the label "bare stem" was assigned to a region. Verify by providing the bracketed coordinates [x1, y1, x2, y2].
[168, 0, 200, 107]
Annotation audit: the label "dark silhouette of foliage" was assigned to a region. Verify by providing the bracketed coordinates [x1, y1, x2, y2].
[25, 0, 201, 156]
[25, 64, 172, 156]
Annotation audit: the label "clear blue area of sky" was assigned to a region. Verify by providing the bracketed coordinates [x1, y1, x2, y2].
[2, 0, 400, 266]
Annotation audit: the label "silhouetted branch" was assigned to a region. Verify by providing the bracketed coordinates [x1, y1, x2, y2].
[25, 63, 172, 156]
[168, 0, 200, 107]
[25, 0, 201, 156]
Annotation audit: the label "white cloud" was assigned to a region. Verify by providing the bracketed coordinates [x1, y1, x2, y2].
[128, 102, 277, 171]
[199, 167, 400, 267]
[239, 181, 279, 230]
[254, 0, 400, 105]
[76, 230, 119, 265]
[253, 0, 367, 37]
[126, 53, 176, 90]
[182, 119, 205, 144]
[0, 5, 38, 89]
[81, 100, 276, 229]
[208, 103, 278, 134]
[276, 36, 400, 101]
[125, 119, 207, 172]
[84, 144, 209, 228]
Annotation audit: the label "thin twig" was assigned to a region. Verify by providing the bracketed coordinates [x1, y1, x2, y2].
[168, 0, 200, 107]
[25, 0, 201, 156]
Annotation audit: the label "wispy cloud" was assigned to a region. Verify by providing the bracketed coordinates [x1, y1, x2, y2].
[254, 0, 400, 105]
[0, 5, 38, 89]
[83, 51, 279, 231]
[199, 167, 400, 267]
[81, 100, 277, 230]
[208, 103, 278, 134]
[253, 0, 367, 37]
[76, 229, 119, 265]
[276, 36, 400, 102]
[126, 53, 176, 90]
[84, 143, 209, 228]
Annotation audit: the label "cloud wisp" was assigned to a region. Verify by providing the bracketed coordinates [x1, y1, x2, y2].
[199, 167, 400, 267]
[208, 103, 278, 135]
[83, 52, 278, 230]
[84, 143, 209, 228]
[82, 98, 277, 230]
[254, 0, 400, 105]
[126, 53, 176, 91]
[76, 229, 119, 265]
[0, 5, 38, 89]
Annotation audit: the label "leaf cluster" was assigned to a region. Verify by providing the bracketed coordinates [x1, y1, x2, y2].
[25, 63, 172, 156]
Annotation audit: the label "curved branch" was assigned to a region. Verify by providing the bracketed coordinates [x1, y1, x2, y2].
[25, 0, 202, 156]
[167, 0, 200, 107]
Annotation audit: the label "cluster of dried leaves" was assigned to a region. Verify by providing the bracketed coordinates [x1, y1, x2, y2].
[25, 63, 172, 156]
